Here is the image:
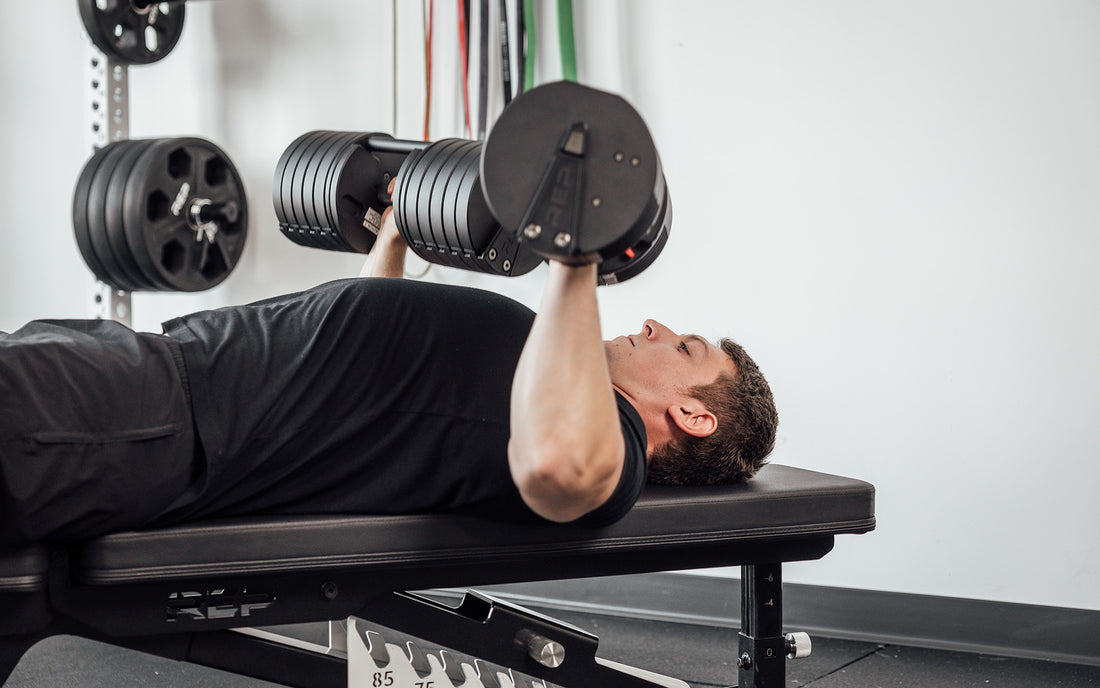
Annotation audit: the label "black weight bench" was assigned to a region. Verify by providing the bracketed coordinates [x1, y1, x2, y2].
[0, 464, 874, 688]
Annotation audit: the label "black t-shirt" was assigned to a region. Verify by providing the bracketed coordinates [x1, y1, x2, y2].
[160, 278, 646, 527]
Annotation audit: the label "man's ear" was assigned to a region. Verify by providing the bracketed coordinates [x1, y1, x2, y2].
[667, 400, 718, 439]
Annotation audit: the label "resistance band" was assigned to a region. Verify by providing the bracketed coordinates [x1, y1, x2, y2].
[499, 0, 513, 106]
[392, 0, 399, 132]
[477, 0, 490, 138]
[522, 0, 536, 91]
[557, 0, 576, 82]
[516, 0, 526, 94]
[424, 0, 434, 139]
[464, 0, 471, 56]
[457, 0, 472, 137]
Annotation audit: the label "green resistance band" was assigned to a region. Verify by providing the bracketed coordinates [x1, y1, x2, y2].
[557, 0, 577, 82]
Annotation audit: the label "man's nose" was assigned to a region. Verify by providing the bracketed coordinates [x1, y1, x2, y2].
[642, 319, 673, 341]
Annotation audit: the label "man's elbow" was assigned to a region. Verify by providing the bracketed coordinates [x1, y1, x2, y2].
[508, 439, 623, 523]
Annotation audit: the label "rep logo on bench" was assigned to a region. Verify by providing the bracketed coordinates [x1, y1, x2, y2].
[166, 588, 275, 622]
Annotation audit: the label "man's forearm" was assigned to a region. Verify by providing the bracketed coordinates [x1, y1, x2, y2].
[359, 206, 407, 278]
[358, 232, 407, 278]
[508, 263, 625, 522]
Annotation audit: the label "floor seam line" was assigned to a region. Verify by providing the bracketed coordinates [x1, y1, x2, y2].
[800, 644, 889, 686]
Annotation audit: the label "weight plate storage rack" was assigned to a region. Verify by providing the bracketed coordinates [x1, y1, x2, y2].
[77, 0, 248, 325]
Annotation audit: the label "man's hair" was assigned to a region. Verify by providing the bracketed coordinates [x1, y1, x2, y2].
[647, 339, 777, 485]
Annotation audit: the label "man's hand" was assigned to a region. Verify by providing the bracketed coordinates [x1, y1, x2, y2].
[507, 262, 625, 522]
[358, 178, 408, 279]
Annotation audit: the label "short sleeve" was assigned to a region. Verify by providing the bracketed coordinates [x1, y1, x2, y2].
[572, 392, 648, 528]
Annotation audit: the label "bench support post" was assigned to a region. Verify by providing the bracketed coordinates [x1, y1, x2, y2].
[738, 563, 787, 688]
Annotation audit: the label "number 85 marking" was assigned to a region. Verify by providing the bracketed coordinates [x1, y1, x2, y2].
[371, 673, 435, 688]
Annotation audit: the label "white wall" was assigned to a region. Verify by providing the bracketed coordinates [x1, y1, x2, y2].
[1, 1, 1097, 611]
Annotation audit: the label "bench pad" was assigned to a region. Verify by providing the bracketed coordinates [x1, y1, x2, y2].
[72, 464, 875, 586]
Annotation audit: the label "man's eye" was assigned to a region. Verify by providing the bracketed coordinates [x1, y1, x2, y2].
[678, 342, 689, 354]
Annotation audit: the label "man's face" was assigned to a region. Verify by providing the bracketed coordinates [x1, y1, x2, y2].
[604, 320, 734, 405]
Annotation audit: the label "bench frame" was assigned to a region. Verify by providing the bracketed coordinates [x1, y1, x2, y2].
[0, 464, 875, 688]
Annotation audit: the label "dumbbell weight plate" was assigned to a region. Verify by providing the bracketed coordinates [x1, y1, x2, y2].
[420, 139, 474, 270]
[85, 140, 145, 291]
[453, 142, 498, 257]
[427, 139, 475, 270]
[441, 138, 539, 278]
[78, 0, 186, 66]
[459, 142, 541, 277]
[273, 130, 312, 244]
[273, 138, 307, 247]
[393, 144, 431, 259]
[122, 137, 248, 292]
[105, 138, 167, 290]
[451, 143, 492, 270]
[395, 148, 424, 251]
[320, 132, 368, 252]
[310, 132, 359, 251]
[294, 131, 343, 248]
[300, 131, 338, 250]
[282, 130, 332, 248]
[446, 142, 493, 271]
[288, 130, 327, 248]
[403, 139, 467, 269]
[295, 131, 335, 233]
[278, 129, 319, 241]
[299, 130, 338, 249]
[437, 141, 484, 271]
[286, 130, 333, 248]
[316, 132, 356, 250]
[391, 140, 497, 272]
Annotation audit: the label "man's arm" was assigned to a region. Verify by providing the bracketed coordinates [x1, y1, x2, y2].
[358, 181, 407, 278]
[508, 262, 625, 522]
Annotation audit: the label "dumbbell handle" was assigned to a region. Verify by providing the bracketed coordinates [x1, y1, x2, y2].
[365, 136, 430, 206]
[365, 136, 430, 156]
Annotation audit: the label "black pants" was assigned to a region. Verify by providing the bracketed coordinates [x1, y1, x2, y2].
[0, 320, 195, 545]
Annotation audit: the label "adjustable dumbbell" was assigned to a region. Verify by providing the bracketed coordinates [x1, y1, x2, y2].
[273, 81, 672, 285]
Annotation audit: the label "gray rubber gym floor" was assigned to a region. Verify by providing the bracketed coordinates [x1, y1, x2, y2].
[5, 607, 1098, 688]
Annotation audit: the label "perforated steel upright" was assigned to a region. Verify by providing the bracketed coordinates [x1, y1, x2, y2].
[85, 42, 132, 326]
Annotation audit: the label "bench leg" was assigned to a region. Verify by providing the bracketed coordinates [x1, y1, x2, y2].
[738, 563, 787, 688]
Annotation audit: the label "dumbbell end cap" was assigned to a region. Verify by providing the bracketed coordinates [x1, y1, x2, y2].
[482, 81, 663, 257]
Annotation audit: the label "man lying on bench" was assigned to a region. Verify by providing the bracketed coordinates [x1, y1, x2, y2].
[0, 189, 777, 546]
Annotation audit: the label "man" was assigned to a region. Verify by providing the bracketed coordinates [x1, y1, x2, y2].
[0, 198, 776, 546]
